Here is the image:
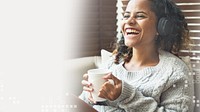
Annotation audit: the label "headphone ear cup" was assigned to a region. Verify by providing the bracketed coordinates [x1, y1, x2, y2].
[157, 17, 174, 36]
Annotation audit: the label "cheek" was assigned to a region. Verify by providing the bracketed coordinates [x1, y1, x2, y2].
[141, 21, 157, 38]
[149, 20, 157, 32]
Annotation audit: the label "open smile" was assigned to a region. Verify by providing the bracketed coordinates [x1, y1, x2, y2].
[125, 28, 141, 36]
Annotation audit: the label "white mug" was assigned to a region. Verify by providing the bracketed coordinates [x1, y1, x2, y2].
[87, 68, 112, 102]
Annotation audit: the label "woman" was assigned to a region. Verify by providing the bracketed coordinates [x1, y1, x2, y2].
[80, 0, 194, 111]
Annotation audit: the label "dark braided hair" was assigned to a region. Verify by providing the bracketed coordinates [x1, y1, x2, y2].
[113, 0, 191, 64]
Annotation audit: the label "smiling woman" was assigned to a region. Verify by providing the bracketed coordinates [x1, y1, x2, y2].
[115, 0, 191, 64]
[79, 0, 195, 111]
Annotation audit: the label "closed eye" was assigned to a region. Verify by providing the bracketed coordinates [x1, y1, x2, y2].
[135, 15, 146, 18]
[135, 12, 147, 19]
[124, 15, 130, 19]
[123, 11, 131, 19]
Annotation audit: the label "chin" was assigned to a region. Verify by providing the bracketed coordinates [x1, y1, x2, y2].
[124, 40, 136, 47]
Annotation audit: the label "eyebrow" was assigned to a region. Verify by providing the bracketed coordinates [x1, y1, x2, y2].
[124, 11, 147, 15]
[136, 11, 147, 15]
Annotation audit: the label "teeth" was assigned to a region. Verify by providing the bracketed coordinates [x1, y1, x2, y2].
[126, 29, 140, 34]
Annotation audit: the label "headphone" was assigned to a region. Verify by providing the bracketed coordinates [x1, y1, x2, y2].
[157, 0, 175, 36]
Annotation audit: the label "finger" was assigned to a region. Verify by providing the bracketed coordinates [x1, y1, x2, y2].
[83, 74, 88, 80]
[98, 82, 114, 99]
[83, 86, 93, 92]
[103, 82, 115, 94]
[102, 73, 112, 79]
[103, 73, 118, 80]
[88, 92, 96, 104]
[103, 81, 114, 88]
[103, 73, 119, 84]
[99, 87, 116, 101]
[81, 80, 92, 86]
[98, 88, 110, 100]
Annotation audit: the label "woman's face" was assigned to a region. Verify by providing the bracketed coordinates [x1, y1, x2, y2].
[121, 0, 157, 48]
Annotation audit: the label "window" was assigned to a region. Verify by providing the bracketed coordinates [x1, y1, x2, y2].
[66, 0, 117, 58]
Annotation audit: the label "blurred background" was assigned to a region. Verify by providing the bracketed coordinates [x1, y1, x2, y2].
[65, 0, 117, 58]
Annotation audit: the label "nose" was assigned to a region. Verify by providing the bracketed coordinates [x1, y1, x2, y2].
[125, 17, 136, 25]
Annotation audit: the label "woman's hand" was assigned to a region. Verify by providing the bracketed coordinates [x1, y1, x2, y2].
[81, 73, 96, 104]
[98, 73, 122, 101]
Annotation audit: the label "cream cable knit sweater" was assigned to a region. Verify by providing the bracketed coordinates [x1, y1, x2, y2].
[79, 50, 194, 112]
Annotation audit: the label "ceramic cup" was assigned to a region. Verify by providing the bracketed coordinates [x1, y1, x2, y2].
[87, 68, 112, 102]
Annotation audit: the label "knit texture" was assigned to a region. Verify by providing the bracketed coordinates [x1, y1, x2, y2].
[79, 50, 194, 112]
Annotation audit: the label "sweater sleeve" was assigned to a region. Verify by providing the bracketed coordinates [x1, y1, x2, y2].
[106, 65, 194, 112]
[95, 67, 194, 112]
